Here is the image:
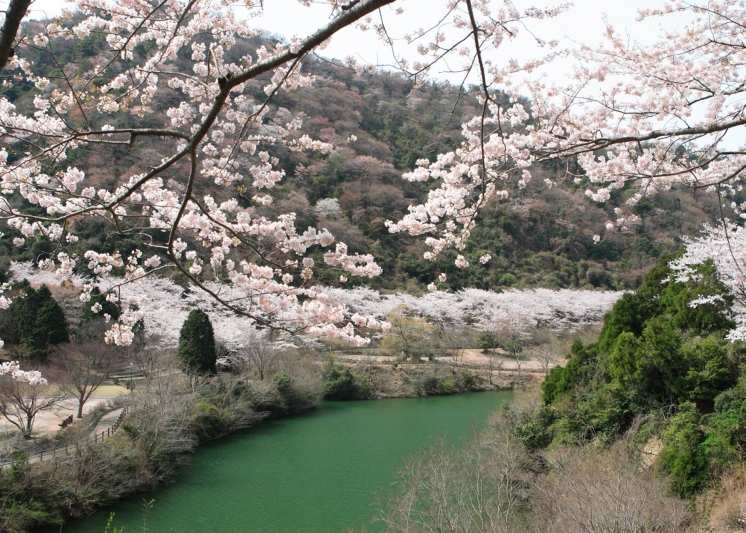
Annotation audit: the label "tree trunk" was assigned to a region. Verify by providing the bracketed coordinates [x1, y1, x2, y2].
[24, 416, 32, 439]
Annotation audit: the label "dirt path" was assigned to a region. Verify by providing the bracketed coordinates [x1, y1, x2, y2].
[89, 407, 125, 439]
[0, 385, 129, 437]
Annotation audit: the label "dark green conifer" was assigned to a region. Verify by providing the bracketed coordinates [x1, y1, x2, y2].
[33, 298, 70, 347]
[177, 309, 217, 375]
[11, 282, 69, 360]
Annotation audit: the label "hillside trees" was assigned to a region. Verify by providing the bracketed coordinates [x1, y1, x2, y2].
[388, 1, 746, 291]
[0, 282, 69, 360]
[0, 0, 745, 344]
[539, 255, 746, 495]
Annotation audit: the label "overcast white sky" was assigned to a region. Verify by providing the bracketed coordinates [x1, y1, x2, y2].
[14, 0, 689, 84]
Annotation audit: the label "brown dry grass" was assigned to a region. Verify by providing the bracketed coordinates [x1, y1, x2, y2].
[708, 468, 746, 532]
[531, 442, 691, 533]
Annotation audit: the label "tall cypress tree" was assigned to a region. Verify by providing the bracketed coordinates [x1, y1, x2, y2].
[177, 309, 217, 375]
[13, 281, 46, 343]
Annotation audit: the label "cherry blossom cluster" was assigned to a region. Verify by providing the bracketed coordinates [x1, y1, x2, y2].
[0, 361, 48, 386]
[10, 262, 383, 348]
[0, 0, 400, 346]
[325, 286, 623, 333]
[388, 1, 746, 266]
[670, 223, 746, 341]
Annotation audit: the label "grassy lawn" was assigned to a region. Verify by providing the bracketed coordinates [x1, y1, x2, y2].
[91, 385, 130, 397]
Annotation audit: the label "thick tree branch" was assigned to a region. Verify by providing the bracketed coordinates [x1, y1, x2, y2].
[0, 0, 30, 72]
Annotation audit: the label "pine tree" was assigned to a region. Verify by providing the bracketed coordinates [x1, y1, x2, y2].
[177, 309, 217, 375]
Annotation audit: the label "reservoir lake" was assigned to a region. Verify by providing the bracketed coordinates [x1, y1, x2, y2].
[60, 391, 512, 533]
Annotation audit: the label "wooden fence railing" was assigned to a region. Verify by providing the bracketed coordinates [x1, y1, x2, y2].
[0, 407, 129, 467]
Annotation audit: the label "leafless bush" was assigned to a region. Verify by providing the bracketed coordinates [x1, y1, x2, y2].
[708, 468, 746, 532]
[122, 372, 197, 478]
[226, 331, 282, 380]
[529, 443, 691, 533]
[273, 348, 322, 392]
[197, 373, 268, 436]
[125, 334, 172, 380]
[52, 437, 150, 516]
[378, 414, 532, 533]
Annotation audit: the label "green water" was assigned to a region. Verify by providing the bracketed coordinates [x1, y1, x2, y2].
[61, 391, 511, 533]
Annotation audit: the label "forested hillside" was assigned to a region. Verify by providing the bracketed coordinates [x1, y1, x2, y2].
[0, 24, 724, 292]
[542, 255, 745, 496]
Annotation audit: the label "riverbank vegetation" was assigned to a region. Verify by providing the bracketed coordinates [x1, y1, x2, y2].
[377, 254, 746, 532]
[379, 397, 692, 533]
[5, 253, 745, 532]
[0, 347, 322, 533]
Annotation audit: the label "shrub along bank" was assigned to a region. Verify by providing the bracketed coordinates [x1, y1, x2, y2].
[0, 347, 495, 532]
[0, 356, 321, 533]
[537, 254, 746, 498]
[320, 355, 488, 401]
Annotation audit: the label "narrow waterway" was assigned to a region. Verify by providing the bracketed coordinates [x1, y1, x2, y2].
[61, 391, 511, 533]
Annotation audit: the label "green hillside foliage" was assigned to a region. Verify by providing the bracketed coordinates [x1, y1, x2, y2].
[539, 255, 746, 497]
[0, 26, 728, 292]
[0, 281, 69, 361]
[80, 286, 121, 325]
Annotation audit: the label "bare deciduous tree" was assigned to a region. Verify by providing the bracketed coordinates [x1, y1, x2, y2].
[229, 331, 280, 381]
[495, 317, 531, 380]
[127, 334, 168, 380]
[52, 342, 120, 418]
[125, 373, 197, 478]
[487, 354, 504, 386]
[534, 344, 556, 375]
[0, 369, 64, 438]
[530, 443, 691, 533]
[381, 306, 435, 362]
[378, 417, 532, 533]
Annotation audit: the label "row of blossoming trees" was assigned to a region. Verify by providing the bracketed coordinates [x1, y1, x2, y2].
[0, 0, 745, 350]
